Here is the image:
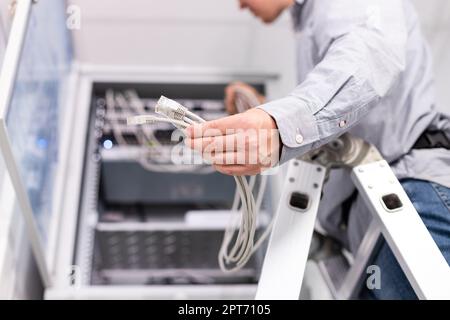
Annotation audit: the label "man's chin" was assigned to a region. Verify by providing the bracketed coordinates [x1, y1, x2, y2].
[247, 9, 274, 24]
[258, 13, 280, 24]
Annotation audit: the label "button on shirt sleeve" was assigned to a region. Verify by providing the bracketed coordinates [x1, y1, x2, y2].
[258, 0, 408, 163]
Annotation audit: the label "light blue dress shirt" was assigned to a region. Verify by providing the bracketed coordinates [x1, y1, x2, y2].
[258, 0, 450, 252]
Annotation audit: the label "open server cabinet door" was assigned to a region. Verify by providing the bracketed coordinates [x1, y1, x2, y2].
[0, 0, 73, 287]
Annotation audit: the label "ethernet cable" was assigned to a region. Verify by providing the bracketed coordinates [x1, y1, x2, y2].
[230, 87, 266, 213]
[127, 114, 189, 128]
[125, 90, 164, 147]
[221, 87, 271, 271]
[106, 90, 214, 174]
[128, 96, 272, 272]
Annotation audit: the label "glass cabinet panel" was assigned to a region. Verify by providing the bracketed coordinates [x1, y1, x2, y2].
[5, 0, 72, 246]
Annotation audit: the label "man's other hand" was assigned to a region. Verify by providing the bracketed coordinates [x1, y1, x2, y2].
[224, 82, 266, 115]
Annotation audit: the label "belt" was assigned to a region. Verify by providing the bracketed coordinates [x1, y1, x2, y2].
[413, 130, 450, 150]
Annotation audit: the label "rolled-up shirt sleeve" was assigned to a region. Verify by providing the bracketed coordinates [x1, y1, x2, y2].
[258, 0, 408, 163]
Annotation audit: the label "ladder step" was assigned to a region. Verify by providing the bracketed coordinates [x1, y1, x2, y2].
[319, 254, 350, 296]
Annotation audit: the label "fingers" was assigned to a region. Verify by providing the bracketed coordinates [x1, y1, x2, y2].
[185, 130, 273, 160]
[214, 164, 262, 176]
[204, 150, 275, 170]
[185, 121, 225, 139]
[183, 108, 280, 176]
[185, 134, 242, 154]
[185, 114, 246, 138]
[204, 152, 244, 166]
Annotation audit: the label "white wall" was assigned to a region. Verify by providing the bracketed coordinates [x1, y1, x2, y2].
[69, 0, 450, 109]
[68, 0, 297, 97]
[0, 0, 10, 62]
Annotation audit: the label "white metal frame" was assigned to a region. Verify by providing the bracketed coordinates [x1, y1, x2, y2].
[256, 160, 326, 300]
[256, 156, 450, 300]
[45, 285, 257, 300]
[352, 160, 450, 299]
[45, 68, 83, 278]
[45, 65, 283, 298]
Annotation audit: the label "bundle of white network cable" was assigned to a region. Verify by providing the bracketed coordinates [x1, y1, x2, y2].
[128, 94, 273, 273]
[104, 90, 215, 174]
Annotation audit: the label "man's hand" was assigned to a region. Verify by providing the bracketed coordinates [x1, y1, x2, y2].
[225, 82, 266, 115]
[185, 108, 280, 176]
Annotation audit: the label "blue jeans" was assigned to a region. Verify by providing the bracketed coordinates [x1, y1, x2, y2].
[361, 179, 450, 299]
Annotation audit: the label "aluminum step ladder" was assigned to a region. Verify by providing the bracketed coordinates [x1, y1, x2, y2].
[256, 134, 450, 300]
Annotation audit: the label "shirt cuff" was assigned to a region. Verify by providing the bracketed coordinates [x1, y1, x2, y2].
[257, 96, 320, 163]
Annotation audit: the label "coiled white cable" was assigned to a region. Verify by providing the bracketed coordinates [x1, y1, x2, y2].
[231, 87, 264, 213]
[216, 88, 273, 271]
[128, 95, 273, 273]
